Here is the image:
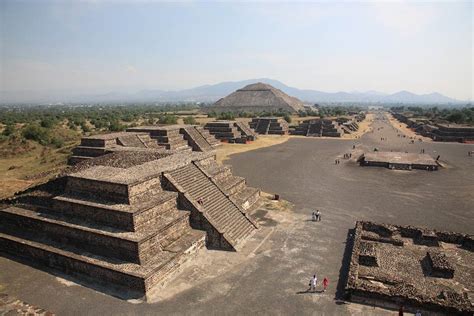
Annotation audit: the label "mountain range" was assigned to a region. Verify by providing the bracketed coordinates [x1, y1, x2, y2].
[1, 78, 463, 104]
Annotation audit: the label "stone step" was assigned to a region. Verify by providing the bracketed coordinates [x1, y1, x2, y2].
[0, 229, 206, 298]
[167, 164, 256, 249]
[50, 191, 178, 232]
[72, 146, 109, 157]
[182, 127, 213, 152]
[67, 156, 93, 165]
[233, 187, 260, 210]
[217, 176, 246, 196]
[0, 206, 191, 265]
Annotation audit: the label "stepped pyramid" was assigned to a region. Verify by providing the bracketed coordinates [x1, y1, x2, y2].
[69, 125, 221, 165]
[210, 82, 305, 113]
[0, 150, 260, 299]
[249, 117, 289, 135]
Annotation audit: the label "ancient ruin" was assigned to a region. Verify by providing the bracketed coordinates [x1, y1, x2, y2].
[359, 152, 439, 171]
[204, 121, 257, 143]
[249, 117, 289, 135]
[0, 150, 260, 299]
[345, 221, 473, 315]
[392, 113, 474, 143]
[290, 119, 345, 137]
[69, 125, 220, 164]
[208, 82, 305, 113]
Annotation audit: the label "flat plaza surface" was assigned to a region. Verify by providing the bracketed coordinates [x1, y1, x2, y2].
[1, 113, 473, 315]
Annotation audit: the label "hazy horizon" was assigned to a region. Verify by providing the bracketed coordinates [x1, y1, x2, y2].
[1, 1, 473, 102]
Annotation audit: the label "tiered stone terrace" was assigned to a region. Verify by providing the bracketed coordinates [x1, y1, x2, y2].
[127, 126, 192, 152]
[249, 117, 289, 135]
[0, 150, 260, 299]
[291, 119, 345, 137]
[69, 125, 221, 165]
[204, 121, 245, 143]
[69, 132, 163, 165]
[345, 221, 473, 315]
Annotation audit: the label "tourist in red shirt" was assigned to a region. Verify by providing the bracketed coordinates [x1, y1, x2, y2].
[323, 277, 329, 292]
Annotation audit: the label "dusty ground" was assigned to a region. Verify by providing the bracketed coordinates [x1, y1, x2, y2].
[386, 113, 432, 142]
[0, 112, 473, 315]
[216, 135, 291, 163]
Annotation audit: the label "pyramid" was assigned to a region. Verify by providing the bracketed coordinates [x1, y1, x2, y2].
[211, 82, 305, 113]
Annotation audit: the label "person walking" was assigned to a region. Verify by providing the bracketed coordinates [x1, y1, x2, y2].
[309, 274, 317, 292]
[323, 277, 329, 292]
[312, 212, 316, 222]
[316, 210, 321, 221]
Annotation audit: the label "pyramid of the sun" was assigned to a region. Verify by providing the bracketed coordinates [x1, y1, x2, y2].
[210, 82, 305, 113]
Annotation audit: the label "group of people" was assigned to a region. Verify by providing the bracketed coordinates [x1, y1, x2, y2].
[343, 153, 352, 159]
[334, 159, 341, 165]
[308, 274, 329, 292]
[312, 210, 321, 222]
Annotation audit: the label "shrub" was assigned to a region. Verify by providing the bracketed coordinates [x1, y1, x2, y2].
[109, 120, 126, 132]
[40, 118, 57, 128]
[283, 114, 292, 123]
[50, 136, 65, 148]
[158, 114, 178, 125]
[2, 124, 15, 136]
[22, 124, 50, 145]
[183, 116, 196, 125]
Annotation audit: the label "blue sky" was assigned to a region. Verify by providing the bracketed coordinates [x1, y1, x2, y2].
[0, 1, 472, 100]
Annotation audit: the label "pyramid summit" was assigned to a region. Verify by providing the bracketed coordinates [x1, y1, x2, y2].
[210, 82, 305, 113]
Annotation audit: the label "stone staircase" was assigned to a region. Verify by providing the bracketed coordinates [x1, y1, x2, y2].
[234, 121, 257, 141]
[181, 126, 213, 152]
[165, 163, 257, 250]
[127, 126, 192, 152]
[250, 117, 289, 135]
[196, 159, 260, 211]
[0, 169, 206, 298]
[204, 121, 245, 143]
[194, 126, 221, 148]
[254, 119, 270, 134]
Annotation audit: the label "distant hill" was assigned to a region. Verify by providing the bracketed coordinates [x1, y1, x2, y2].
[0, 78, 463, 104]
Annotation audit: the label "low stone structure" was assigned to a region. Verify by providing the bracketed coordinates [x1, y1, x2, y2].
[69, 125, 221, 165]
[344, 221, 473, 315]
[0, 150, 260, 299]
[204, 121, 245, 143]
[249, 117, 289, 135]
[127, 125, 192, 151]
[359, 152, 439, 171]
[336, 116, 363, 134]
[69, 131, 164, 165]
[290, 119, 345, 137]
[391, 112, 474, 143]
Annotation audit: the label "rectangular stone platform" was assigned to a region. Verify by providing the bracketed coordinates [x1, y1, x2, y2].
[345, 221, 473, 315]
[360, 152, 439, 171]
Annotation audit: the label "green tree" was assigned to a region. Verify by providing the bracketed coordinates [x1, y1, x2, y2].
[22, 124, 50, 145]
[109, 120, 125, 132]
[183, 116, 196, 125]
[2, 124, 15, 136]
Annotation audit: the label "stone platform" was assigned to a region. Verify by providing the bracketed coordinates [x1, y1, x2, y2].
[249, 117, 289, 135]
[345, 221, 473, 315]
[360, 152, 439, 171]
[0, 150, 260, 299]
[69, 125, 221, 165]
